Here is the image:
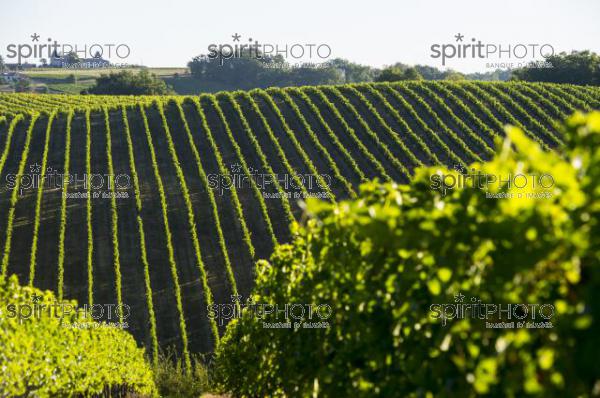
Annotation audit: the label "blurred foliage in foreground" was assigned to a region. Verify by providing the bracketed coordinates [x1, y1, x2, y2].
[0, 275, 157, 397]
[214, 112, 600, 397]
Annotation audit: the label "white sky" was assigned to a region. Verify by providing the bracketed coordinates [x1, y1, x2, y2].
[1, 0, 599, 72]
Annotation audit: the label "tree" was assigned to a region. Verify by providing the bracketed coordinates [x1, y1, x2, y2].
[414, 64, 446, 80]
[467, 68, 512, 81]
[325, 58, 377, 83]
[14, 79, 31, 92]
[0, 55, 5, 72]
[443, 70, 466, 81]
[188, 53, 271, 88]
[40, 58, 48, 67]
[375, 66, 405, 82]
[512, 51, 600, 85]
[402, 67, 423, 80]
[64, 51, 80, 66]
[288, 66, 342, 86]
[375, 66, 423, 82]
[85, 70, 173, 95]
[187, 52, 346, 91]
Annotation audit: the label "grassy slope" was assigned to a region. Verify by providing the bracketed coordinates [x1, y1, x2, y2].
[0, 81, 598, 357]
[22, 66, 336, 94]
[21, 68, 188, 94]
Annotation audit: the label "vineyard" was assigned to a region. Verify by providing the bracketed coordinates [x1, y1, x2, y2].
[0, 81, 598, 364]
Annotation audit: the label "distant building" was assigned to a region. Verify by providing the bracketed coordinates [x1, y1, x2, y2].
[0, 72, 24, 83]
[49, 51, 110, 68]
[4, 63, 37, 70]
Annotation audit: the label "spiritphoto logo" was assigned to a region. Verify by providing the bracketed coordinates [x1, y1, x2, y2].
[4, 32, 131, 66]
[4, 294, 131, 329]
[430, 292, 555, 329]
[430, 33, 555, 68]
[6, 163, 132, 199]
[429, 166, 555, 198]
[207, 163, 332, 199]
[207, 295, 332, 329]
[207, 33, 332, 66]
